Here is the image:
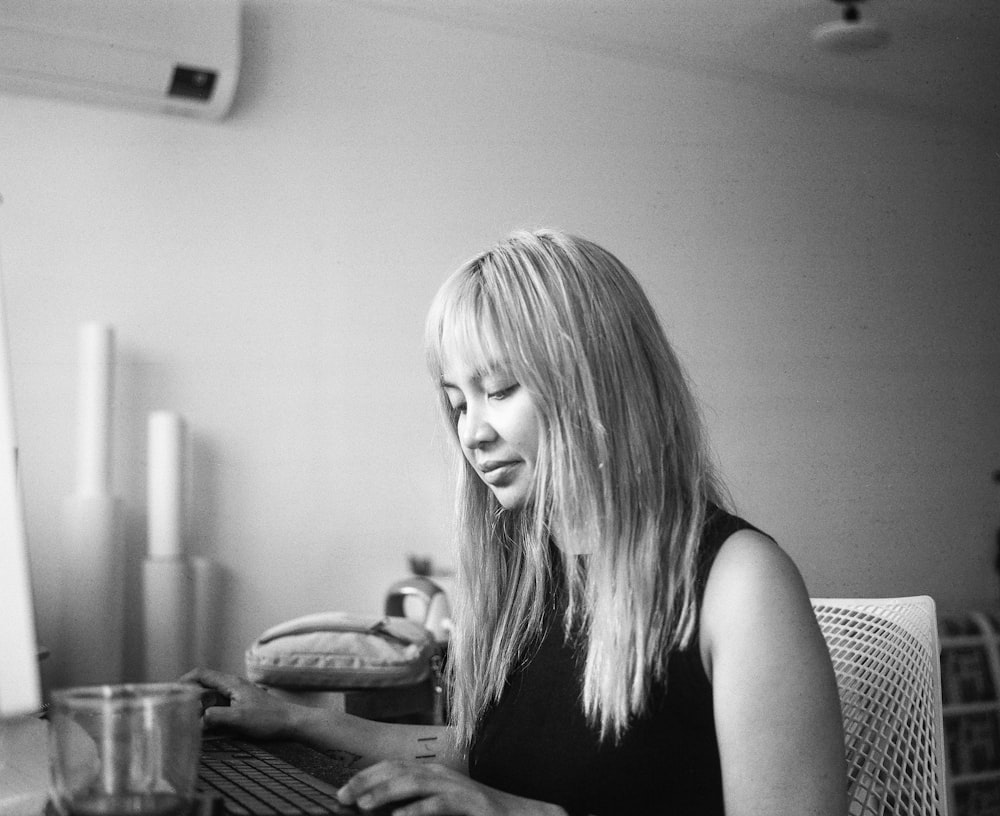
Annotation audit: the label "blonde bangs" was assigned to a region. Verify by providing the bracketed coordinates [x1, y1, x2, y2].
[425, 267, 512, 388]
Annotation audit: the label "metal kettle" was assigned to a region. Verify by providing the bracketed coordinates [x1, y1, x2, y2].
[384, 575, 452, 643]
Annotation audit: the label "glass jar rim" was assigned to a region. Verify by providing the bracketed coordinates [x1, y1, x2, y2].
[50, 681, 201, 709]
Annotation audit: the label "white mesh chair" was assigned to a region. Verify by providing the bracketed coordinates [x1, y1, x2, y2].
[812, 596, 948, 816]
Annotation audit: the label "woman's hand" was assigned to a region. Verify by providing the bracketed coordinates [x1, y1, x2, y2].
[181, 667, 301, 740]
[337, 761, 567, 816]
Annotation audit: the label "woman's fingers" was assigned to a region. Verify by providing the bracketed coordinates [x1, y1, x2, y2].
[339, 762, 486, 815]
[340, 760, 411, 806]
[180, 668, 292, 738]
[180, 667, 243, 697]
[340, 761, 435, 807]
[182, 668, 268, 706]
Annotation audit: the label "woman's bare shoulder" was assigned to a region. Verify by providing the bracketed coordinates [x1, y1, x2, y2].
[698, 527, 818, 677]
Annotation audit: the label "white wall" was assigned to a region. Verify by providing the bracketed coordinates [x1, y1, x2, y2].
[1, 1, 997, 688]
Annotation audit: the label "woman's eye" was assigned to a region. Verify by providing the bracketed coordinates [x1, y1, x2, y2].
[489, 384, 518, 401]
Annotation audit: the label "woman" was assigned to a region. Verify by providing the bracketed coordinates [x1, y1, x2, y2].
[189, 230, 846, 815]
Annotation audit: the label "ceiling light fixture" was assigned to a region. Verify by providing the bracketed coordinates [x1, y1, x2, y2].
[812, 0, 890, 53]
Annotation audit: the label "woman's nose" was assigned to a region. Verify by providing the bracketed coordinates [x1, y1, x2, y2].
[459, 402, 497, 449]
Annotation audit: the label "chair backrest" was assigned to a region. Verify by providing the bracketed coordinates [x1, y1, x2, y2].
[811, 596, 948, 816]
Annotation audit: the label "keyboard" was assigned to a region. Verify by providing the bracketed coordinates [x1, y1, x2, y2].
[197, 737, 358, 816]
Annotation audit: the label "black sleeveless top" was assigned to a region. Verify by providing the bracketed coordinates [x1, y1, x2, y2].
[468, 507, 762, 815]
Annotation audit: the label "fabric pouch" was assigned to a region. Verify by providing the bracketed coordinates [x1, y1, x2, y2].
[245, 611, 437, 690]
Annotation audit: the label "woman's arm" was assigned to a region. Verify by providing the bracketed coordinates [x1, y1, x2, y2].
[182, 668, 465, 773]
[699, 530, 848, 816]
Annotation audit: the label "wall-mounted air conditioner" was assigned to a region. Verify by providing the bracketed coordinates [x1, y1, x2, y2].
[0, 0, 242, 120]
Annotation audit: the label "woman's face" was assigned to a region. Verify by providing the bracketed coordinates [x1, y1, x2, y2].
[439, 351, 541, 510]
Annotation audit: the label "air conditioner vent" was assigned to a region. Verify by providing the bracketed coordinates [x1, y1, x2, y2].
[0, 0, 242, 120]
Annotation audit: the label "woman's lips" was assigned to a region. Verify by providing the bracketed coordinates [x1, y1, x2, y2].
[479, 460, 518, 484]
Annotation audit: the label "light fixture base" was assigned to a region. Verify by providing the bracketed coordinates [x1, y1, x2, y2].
[812, 18, 890, 52]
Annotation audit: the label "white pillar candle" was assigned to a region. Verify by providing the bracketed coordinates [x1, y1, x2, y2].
[76, 322, 114, 496]
[147, 410, 185, 559]
[60, 323, 124, 685]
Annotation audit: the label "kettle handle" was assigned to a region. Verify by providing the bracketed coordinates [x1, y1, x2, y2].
[385, 576, 443, 622]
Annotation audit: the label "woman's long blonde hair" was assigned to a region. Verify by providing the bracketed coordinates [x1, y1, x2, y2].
[424, 229, 725, 751]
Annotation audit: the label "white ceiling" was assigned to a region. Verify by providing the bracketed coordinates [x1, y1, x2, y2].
[368, 0, 1000, 133]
